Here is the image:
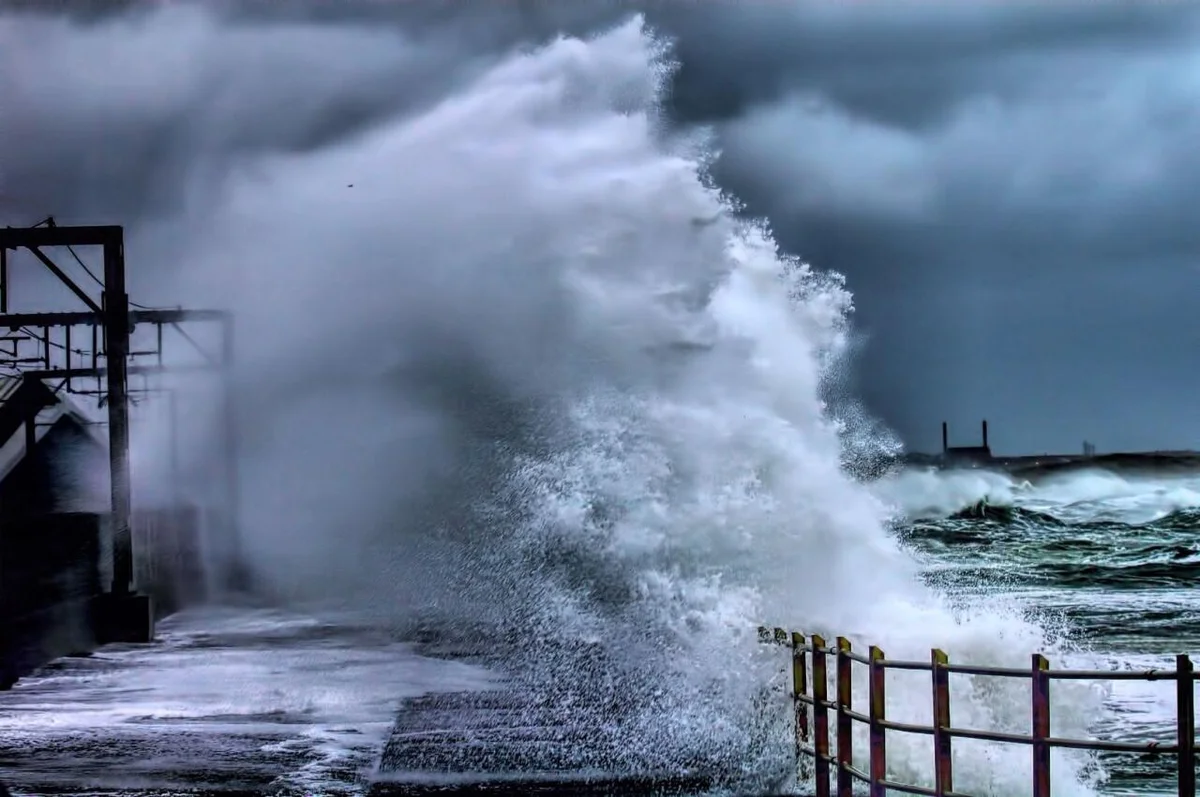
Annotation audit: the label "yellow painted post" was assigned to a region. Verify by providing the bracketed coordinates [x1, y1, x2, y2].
[1177, 653, 1195, 797]
[868, 646, 886, 797]
[1032, 653, 1051, 797]
[812, 634, 831, 797]
[836, 637, 854, 797]
[792, 631, 811, 779]
[931, 649, 953, 796]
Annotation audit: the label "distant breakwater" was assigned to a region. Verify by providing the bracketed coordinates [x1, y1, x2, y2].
[897, 450, 1200, 477]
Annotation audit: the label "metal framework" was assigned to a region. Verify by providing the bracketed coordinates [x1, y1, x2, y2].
[759, 626, 1198, 797]
[0, 221, 238, 597]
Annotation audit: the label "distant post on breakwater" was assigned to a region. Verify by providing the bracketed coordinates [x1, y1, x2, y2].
[941, 419, 993, 465]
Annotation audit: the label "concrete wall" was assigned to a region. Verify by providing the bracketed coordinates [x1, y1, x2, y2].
[0, 513, 103, 688]
[133, 505, 207, 618]
[0, 506, 208, 689]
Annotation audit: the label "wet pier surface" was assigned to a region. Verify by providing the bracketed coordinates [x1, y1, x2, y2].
[369, 689, 714, 796]
[0, 607, 494, 796]
[0, 608, 728, 796]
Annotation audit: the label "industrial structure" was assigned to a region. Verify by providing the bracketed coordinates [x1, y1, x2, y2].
[0, 220, 238, 678]
[940, 419, 993, 464]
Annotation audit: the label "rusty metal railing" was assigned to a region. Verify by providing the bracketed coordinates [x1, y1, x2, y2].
[757, 626, 1198, 797]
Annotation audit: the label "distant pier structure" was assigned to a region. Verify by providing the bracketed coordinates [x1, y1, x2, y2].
[941, 419, 993, 465]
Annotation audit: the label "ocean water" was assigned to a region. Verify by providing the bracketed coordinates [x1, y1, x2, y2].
[876, 465, 1200, 796]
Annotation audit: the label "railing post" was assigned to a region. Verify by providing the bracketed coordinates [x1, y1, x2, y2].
[869, 645, 886, 797]
[931, 649, 953, 797]
[793, 631, 811, 780]
[836, 637, 854, 797]
[812, 634, 831, 797]
[1177, 653, 1195, 797]
[1032, 653, 1051, 797]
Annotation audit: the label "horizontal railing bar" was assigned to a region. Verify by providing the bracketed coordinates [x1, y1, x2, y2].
[843, 708, 870, 724]
[783, 652, 1185, 683]
[1048, 669, 1180, 681]
[880, 719, 936, 736]
[880, 659, 933, 671]
[946, 726, 1032, 745]
[778, 652, 1187, 684]
[842, 649, 870, 664]
[879, 778, 939, 796]
[942, 663, 1029, 677]
[841, 762, 871, 783]
[799, 724, 1185, 755]
[1046, 737, 1180, 754]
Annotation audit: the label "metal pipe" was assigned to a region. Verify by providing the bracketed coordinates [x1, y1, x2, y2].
[103, 238, 133, 596]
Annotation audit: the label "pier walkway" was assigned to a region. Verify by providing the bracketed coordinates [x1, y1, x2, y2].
[0, 608, 719, 797]
[0, 607, 492, 796]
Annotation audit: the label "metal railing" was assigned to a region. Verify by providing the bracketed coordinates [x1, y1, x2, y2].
[757, 626, 1198, 797]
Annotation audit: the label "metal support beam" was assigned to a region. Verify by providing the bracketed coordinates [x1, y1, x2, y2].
[25, 247, 101, 314]
[220, 313, 242, 586]
[26, 363, 215, 381]
[0, 225, 122, 250]
[103, 238, 133, 596]
[0, 308, 229, 329]
[168, 390, 180, 505]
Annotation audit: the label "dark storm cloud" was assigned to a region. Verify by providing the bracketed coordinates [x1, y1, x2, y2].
[0, 0, 634, 224]
[4, 0, 1200, 453]
[0, 4, 488, 224]
[654, 2, 1200, 454]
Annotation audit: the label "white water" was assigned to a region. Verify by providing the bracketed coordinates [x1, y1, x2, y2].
[876, 465, 1200, 795]
[878, 466, 1200, 524]
[3, 7, 1114, 795]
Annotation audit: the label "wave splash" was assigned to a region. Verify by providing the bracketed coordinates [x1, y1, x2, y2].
[880, 465, 1200, 525]
[88, 11, 1116, 795]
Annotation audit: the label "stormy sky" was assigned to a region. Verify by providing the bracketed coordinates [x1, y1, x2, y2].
[3, 1, 1200, 455]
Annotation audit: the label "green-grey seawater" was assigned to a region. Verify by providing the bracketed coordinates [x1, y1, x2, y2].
[889, 466, 1200, 795]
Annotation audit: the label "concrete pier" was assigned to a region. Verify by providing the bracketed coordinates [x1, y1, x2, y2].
[0, 612, 745, 796]
[90, 592, 155, 644]
[0, 608, 497, 796]
[371, 689, 714, 797]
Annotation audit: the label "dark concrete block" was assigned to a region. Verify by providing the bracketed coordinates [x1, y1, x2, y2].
[91, 592, 154, 644]
[0, 597, 97, 690]
[133, 506, 208, 617]
[367, 774, 715, 796]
